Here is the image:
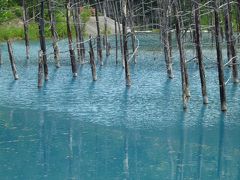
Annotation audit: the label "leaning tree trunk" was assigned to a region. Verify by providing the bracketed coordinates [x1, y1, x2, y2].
[193, 0, 208, 104]
[48, 0, 60, 68]
[66, 0, 78, 77]
[7, 40, 19, 80]
[122, 0, 131, 86]
[38, 0, 48, 80]
[213, 0, 227, 111]
[22, 0, 30, 60]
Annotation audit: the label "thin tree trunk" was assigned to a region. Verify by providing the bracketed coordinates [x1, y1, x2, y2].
[122, 0, 131, 86]
[48, 0, 60, 68]
[38, 0, 48, 80]
[22, 0, 30, 60]
[7, 40, 19, 80]
[115, 2, 124, 67]
[112, 1, 118, 64]
[193, 0, 208, 104]
[161, 0, 174, 79]
[226, 0, 239, 83]
[38, 50, 43, 88]
[72, 0, 81, 63]
[89, 35, 97, 81]
[95, 4, 103, 65]
[77, 0, 85, 63]
[66, 1, 78, 77]
[213, 0, 227, 111]
[173, 2, 188, 109]
[128, 0, 137, 64]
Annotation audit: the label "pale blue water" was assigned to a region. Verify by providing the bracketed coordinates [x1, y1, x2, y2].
[0, 34, 240, 179]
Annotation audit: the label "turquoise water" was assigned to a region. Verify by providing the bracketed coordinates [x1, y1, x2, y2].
[0, 34, 240, 179]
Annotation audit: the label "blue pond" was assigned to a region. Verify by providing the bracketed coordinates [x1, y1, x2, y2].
[0, 34, 240, 179]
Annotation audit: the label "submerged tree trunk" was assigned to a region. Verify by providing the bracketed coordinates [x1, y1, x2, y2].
[122, 0, 131, 86]
[7, 40, 19, 80]
[173, 2, 189, 109]
[214, 0, 227, 111]
[22, 0, 30, 60]
[48, 0, 60, 68]
[38, 0, 48, 80]
[38, 50, 43, 88]
[161, 0, 174, 79]
[89, 35, 97, 81]
[193, 0, 208, 104]
[66, 0, 78, 77]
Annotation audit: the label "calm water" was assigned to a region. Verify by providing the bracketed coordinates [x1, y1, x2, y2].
[0, 34, 240, 179]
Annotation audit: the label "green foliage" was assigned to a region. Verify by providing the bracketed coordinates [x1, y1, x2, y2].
[80, 6, 91, 24]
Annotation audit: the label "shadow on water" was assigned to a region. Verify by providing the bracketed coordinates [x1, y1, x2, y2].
[217, 113, 225, 179]
[176, 110, 185, 180]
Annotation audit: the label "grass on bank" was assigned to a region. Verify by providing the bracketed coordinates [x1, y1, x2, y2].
[0, 5, 92, 41]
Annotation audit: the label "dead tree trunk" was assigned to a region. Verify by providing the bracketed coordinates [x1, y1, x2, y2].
[122, 0, 131, 86]
[112, 1, 118, 64]
[193, 0, 208, 104]
[161, 0, 174, 79]
[128, 0, 137, 64]
[22, 0, 30, 60]
[115, 2, 124, 67]
[38, 50, 43, 88]
[7, 40, 19, 80]
[48, 0, 60, 68]
[173, 2, 189, 109]
[89, 35, 97, 81]
[213, 0, 227, 111]
[223, 6, 232, 68]
[66, 1, 78, 77]
[77, 0, 85, 63]
[95, 4, 103, 65]
[103, 0, 110, 56]
[72, 0, 81, 63]
[226, 0, 239, 83]
[38, 0, 48, 80]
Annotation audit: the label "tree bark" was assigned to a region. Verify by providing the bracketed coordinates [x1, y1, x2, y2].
[38, 0, 48, 80]
[22, 0, 30, 60]
[95, 4, 103, 65]
[89, 35, 97, 81]
[122, 0, 131, 86]
[7, 40, 19, 80]
[38, 50, 43, 88]
[48, 0, 60, 68]
[213, 0, 227, 111]
[193, 0, 208, 104]
[173, 2, 189, 109]
[66, 0, 78, 77]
